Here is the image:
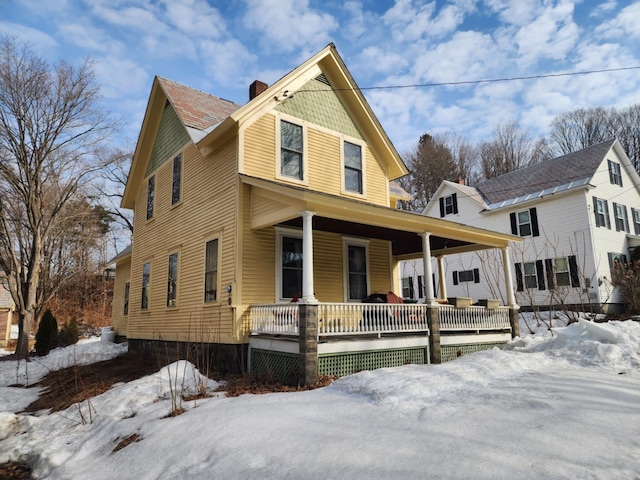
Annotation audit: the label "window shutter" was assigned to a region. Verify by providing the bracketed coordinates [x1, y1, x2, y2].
[515, 263, 523, 291]
[452, 271, 459, 285]
[592, 196, 600, 227]
[545, 259, 554, 290]
[623, 206, 630, 233]
[604, 200, 611, 229]
[510, 213, 517, 235]
[530, 208, 540, 237]
[473, 268, 480, 283]
[452, 193, 458, 214]
[439, 198, 445, 217]
[536, 260, 545, 290]
[568, 255, 580, 287]
[408, 277, 414, 300]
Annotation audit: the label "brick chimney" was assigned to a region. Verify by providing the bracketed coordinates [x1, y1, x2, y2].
[458, 179, 465, 185]
[249, 80, 268, 100]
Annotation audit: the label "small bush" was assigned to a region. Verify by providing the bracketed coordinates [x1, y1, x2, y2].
[58, 317, 79, 347]
[35, 309, 59, 356]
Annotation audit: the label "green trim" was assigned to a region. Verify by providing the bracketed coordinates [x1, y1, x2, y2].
[318, 347, 427, 377]
[251, 349, 298, 383]
[441, 342, 507, 363]
[146, 104, 190, 177]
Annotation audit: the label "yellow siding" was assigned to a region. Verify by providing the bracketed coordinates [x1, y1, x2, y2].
[127, 141, 240, 344]
[242, 112, 391, 207]
[111, 258, 130, 337]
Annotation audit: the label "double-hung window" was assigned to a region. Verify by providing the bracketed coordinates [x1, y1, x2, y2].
[553, 257, 570, 287]
[439, 193, 458, 217]
[632, 208, 640, 235]
[123, 281, 130, 315]
[281, 236, 303, 300]
[523, 262, 537, 289]
[344, 239, 369, 301]
[344, 141, 363, 194]
[280, 120, 304, 180]
[141, 263, 151, 310]
[204, 239, 219, 302]
[401, 277, 414, 299]
[146, 176, 155, 220]
[613, 202, 629, 232]
[593, 197, 610, 228]
[510, 208, 539, 237]
[171, 153, 182, 205]
[608, 160, 623, 186]
[167, 253, 178, 307]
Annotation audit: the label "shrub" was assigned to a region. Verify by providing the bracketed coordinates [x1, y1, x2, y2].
[58, 317, 79, 347]
[611, 260, 640, 314]
[35, 309, 59, 356]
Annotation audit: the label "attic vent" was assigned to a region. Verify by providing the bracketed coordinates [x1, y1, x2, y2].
[315, 73, 331, 86]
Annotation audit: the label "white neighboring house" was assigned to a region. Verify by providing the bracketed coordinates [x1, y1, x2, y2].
[399, 139, 640, 313]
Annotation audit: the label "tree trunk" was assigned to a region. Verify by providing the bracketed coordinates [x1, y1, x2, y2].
[15, 311, 33, 359]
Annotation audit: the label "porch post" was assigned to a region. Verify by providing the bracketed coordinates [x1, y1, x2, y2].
[300, 210, 317, 304]
[421, 232, 436, 304]
[298, 303, 318, 386]
[502, 246, 521, 338]
[436, 255, 447, 300]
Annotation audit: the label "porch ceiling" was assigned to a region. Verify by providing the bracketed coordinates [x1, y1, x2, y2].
[240, 174, 520, 257]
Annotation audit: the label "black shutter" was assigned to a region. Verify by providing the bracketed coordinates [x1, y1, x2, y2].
[545, 258, 554, 290]
[604, 200, 611, 229]
[439, 198, 445, 217]
[452, 271, 459, 285]
[568, 255, 580, 287]
[593, 196, 600, 227]
[515, 263, 523, 291]
[408, 277, 414, 300]
[473, 268, 480, 283]
[452, 193, 458, 214]
[510, 213, 518, 235]
[530, 208, 539, 237]
[536, 260, 545, 290]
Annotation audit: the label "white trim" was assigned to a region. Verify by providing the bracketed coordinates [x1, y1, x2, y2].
[274, 113, 309, 186]
[318, 336, 429, 355]
[203, 234, 222, 305]
[340, 136, 367, 199]
[440, 333, 511, 345]
[342, 236, 371, 302]
[275, 226, 303, 302]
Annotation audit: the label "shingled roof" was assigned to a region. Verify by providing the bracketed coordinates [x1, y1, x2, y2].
[476, 139, 616, 205]
[157, 77, 241, 132]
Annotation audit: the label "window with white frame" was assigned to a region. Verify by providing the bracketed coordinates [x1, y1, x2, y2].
[141, 262, 151, 310]
[123, 281, 130, 315]
[632, 208, 640, 235]
[417, 275, 424, 299]
[167, 253, 178, 307]
[344, 239, 369, 301]
[553, 257, 570, 287]
[452, 268, 479, 285]
[281, 235, 303, 300]
[593, 197, 610, 228]
[613, 202, 629, 232]
[146, 176, 155, 220]
[523, 262, 537, 289]
[401, 277, 414, 299]
[343, 141, 363, 194]
[171, 153, 182, 205]
[510, 208, 539, 237]
[280, 119, 304, 180]
[608, 160, 623, 186]
[439, 193, 458, 217]
[204, 239, 219, 302]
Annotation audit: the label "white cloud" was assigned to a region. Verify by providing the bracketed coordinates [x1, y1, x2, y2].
[161, 0, 227, 39]
[589, 1, 618, 18]
[242, 0, 337, 54]
[92, 54, 149, 99]
[595, 2, 640, 39]
[358, 46, 409, 75]
[381, 0, 469, 42]
[0, 22, 58, 52]
[342, 1, 367, 39]
[57, 22, 121, 53]
[199, 38, 257, 88]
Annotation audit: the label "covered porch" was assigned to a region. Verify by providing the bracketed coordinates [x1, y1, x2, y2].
[241, 175, 520, 384]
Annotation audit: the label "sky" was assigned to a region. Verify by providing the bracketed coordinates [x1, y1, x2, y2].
[1, 0, 639, 155]
[1, 314, 639, 479]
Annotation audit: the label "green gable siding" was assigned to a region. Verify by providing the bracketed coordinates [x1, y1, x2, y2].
[275, 78, 363, 140]
[145, 104, 190, 176]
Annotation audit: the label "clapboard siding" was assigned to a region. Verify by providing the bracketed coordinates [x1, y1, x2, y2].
[111, 258, 130, 337]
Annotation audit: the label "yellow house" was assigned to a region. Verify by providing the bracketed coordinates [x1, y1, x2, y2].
[113, 44, 520, 383]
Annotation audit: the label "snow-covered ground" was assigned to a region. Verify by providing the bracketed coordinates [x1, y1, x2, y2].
[0, 314, 639, 479]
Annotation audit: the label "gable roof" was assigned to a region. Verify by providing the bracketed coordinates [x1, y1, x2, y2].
[475, 139, 618, 206]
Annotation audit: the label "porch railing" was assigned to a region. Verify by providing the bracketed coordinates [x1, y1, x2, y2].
[438, 305, 511, 331]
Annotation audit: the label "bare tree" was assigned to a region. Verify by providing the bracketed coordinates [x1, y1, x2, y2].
[95, 148, 133, 234]
[479, 121, 548, 180]
[548, 107, 613, 156]
[0, 37, 114, 358]
[609, 104, 640, 171]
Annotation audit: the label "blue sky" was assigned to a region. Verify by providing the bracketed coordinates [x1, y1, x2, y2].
[1, 0, 639, 154]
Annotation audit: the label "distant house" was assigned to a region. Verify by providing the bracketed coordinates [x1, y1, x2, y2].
[400, 139, 640, 313]
[111, 44, 521, 383]
[0, 273, 15, 347]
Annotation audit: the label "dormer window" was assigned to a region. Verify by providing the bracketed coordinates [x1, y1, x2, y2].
[608, 160, 623, 187]
[439, 193, 458, 217]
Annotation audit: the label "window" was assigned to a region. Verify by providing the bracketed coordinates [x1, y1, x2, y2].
[280, 120, 303, 180]
[608, 252, 628, 282]
[281, 236, 303, 300]
[545, 256, 580, 289]
[141, 263, 151, 310]
[613, 202, 629, 232]
[171, 153, 182, 205]
[146, 176, 155, 220]
[167, 253, 178, 307]
[553, 257, 570, 287]
[417, 275, 424, 299]
[401, 277, 414, 299]
[452, 268, 480, 285]
[123, 281, 130, 315]
[344, 240, 368, 301]
[523, 262, 537, 289]
[204, 239, 219, 302]
[439, 193, 458, 217]
[632, 208, 640, 235]
[593, 197, 610, 228]
[608, 160, 623, 186]
[510, 208, 539, 237]
[344, 141, 363, 194]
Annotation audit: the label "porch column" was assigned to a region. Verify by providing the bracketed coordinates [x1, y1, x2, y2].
[436, 255, 447, 300]
[421, 232, 436, 304]
[502, 245, 521, 338]
[299, 303, 318, 386]
[300, 210, 317, 304]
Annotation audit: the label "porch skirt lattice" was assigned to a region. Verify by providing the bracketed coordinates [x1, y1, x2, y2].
[251, 349, 299, 383]
[318, 347, 427, 378]
[441, 341, 507, 363]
